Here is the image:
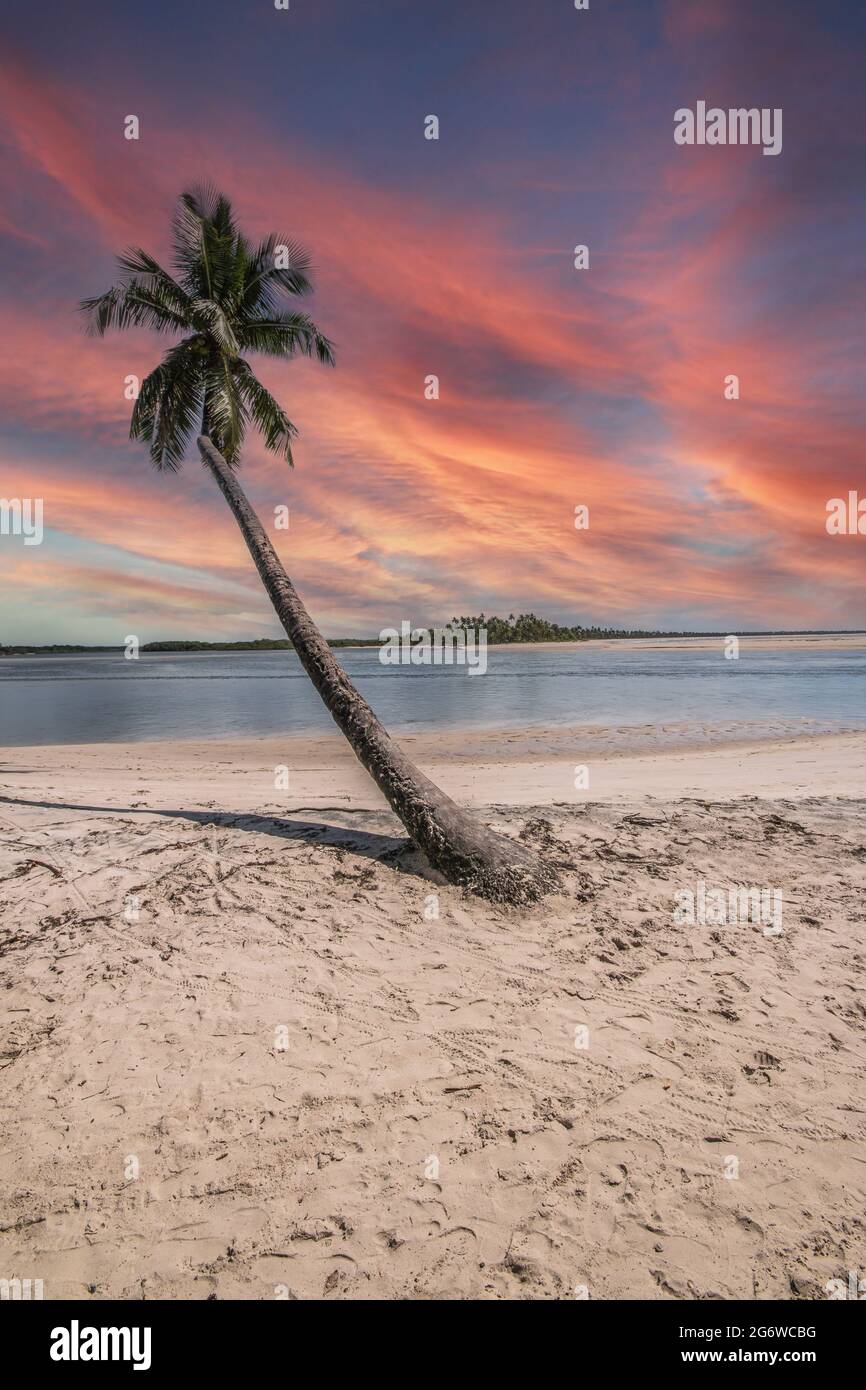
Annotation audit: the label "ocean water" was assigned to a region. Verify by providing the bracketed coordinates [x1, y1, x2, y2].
[0, 644, 864, 747]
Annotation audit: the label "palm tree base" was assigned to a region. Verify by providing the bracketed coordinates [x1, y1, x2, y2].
[408, 801, 561, 904]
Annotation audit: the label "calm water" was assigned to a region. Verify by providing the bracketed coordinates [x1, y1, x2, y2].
[0, 645, 864, 747]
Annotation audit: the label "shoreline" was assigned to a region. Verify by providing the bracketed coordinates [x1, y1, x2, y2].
[2, 722, 864, 805]
[3, 630, 866, 661]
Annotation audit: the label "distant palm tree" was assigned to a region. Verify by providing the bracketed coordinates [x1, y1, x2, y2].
[80, 186, 556, 903]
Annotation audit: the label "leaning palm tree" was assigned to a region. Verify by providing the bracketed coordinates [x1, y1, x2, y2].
[80, 185, 556, 903]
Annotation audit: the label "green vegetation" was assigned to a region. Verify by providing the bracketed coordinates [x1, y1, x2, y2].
[0, 644, 120, 656]
[143, 639, 293, 651]
[137, 638, 381, 652]
[449, 613, 705, 642]
[2, 618, 858, 657]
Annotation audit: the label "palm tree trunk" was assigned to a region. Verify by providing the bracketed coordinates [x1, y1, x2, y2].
[198, 436, 558, 904]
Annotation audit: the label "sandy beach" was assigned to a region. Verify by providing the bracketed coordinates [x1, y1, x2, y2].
[1, 719, 864, 1301]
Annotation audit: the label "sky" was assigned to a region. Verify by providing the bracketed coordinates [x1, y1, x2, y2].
[0, 0, 864, 643]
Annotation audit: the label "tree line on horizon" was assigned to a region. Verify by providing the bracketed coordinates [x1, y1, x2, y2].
[0, 614, 713, 656]
[448, 613, 704, 643]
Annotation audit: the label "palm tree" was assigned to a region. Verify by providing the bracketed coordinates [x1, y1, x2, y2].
[80, 186, 556, 904]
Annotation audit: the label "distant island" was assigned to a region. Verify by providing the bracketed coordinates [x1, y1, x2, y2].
[1, 613, 864, 656]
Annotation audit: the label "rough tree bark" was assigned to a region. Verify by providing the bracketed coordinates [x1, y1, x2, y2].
[198, 436, 558, 904]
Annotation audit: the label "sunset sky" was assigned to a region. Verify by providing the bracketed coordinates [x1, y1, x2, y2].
[1, 0, 864, 643]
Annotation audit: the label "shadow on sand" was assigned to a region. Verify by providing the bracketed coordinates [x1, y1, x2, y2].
[0, 793, 412, 867]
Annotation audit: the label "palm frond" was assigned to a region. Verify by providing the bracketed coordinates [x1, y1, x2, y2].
[238, 311, 335, 365]
[172, 184, 241, 302]
[188, 298, 239, 354]
[239, 234, 314, 314]
[233, 360, 298, 464]
[114, 247, 194, 320]
[130, 338, 205, 471]
[79, 281, 191, 337]
[202, 357, 246, 466]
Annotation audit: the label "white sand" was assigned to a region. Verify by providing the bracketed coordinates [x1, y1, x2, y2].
[1, 724, 864, 1300]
